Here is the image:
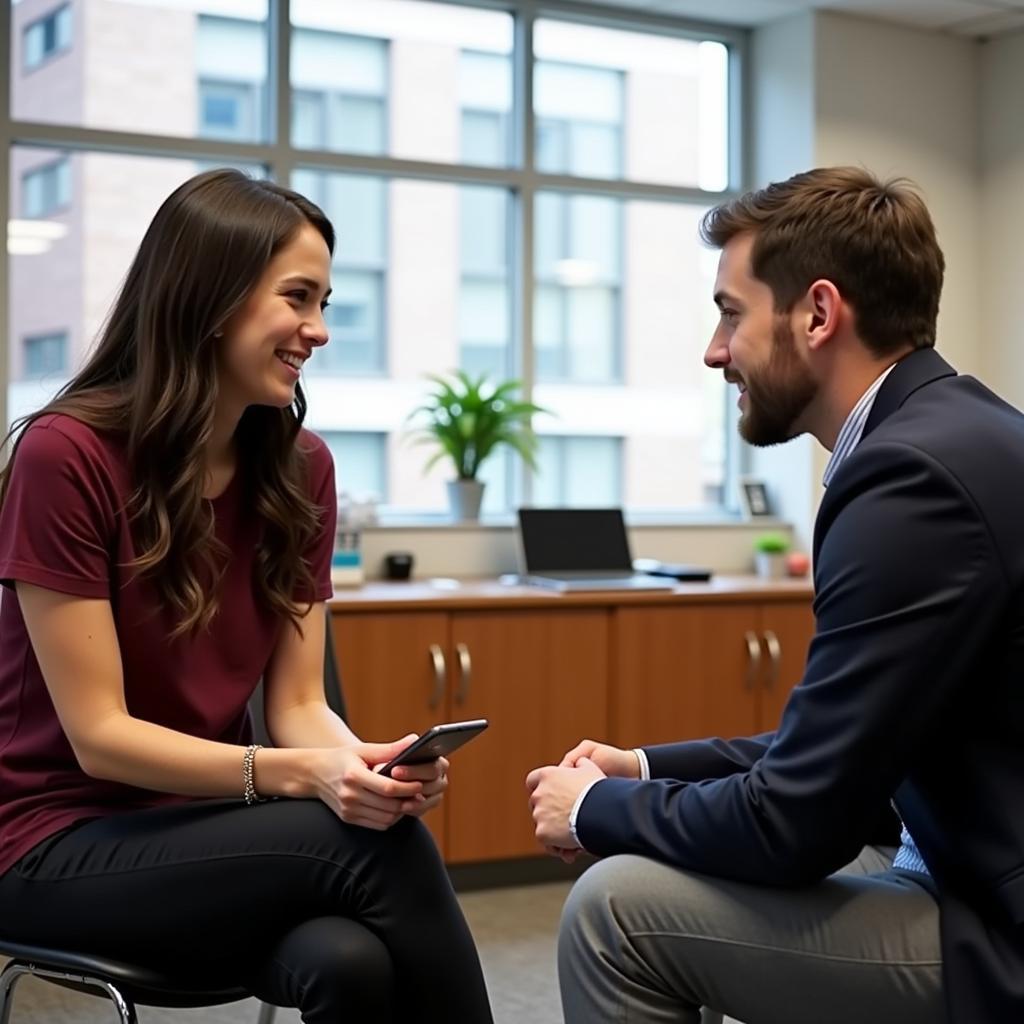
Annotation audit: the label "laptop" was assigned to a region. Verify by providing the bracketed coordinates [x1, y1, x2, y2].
[517, 508, 677, 592]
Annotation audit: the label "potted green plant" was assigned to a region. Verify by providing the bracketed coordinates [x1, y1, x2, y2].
[753, 532, 790, 580]
[407, 371, 548, 520]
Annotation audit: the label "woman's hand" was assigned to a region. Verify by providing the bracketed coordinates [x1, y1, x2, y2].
[390, 757, 449, 818]
[312, 737, 426, 830]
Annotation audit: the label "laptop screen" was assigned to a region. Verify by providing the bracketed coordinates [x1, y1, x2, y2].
[518, 508, 633, 573]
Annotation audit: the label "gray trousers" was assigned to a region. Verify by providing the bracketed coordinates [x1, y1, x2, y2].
[558, 845, 943, 1024]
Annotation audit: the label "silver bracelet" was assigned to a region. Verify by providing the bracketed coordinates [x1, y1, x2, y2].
[242, 743, 263, 805]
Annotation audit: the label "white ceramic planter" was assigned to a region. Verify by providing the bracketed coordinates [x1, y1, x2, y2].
[447, 479, 485, 520]
[755, 552, 787, 580]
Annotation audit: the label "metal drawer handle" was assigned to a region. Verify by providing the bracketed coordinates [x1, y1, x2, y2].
[428, 644, 446, 710]
[455, 642, 471, 704]
[763, 630, 781, 688]
[744, 630, 761, 690]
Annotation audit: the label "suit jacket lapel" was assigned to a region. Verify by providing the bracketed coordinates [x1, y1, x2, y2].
[861, 347, 958, 440]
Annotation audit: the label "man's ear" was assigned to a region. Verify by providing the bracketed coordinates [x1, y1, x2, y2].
[803, 279, 843, 352]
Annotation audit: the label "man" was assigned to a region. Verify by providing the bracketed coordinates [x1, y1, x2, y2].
[527, 167, 1024, 1024]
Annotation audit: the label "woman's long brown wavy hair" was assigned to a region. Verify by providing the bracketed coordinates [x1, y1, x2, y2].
[0, 169, 336, 636]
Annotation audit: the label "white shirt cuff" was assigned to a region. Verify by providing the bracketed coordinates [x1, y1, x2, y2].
[634, 747, 651, 780]
[568, 778, 604, 849]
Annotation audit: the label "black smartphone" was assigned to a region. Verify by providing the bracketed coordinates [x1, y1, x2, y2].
[377, 719, 489, 778]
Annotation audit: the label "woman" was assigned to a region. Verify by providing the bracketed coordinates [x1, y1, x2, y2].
[0, 169, 493, 1023]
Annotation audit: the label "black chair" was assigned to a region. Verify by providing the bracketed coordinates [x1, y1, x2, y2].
[0, 627, 347, 1024]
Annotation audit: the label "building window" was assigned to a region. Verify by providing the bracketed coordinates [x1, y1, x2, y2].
[23, 4, 72, 71]
[534, 436, 623, 507]
[534, 192, 622, 384]
[534, 62, 623, 179]
[291, 31, 387, 155]
[22, 158, 71, 218]
[293, 171, 387, 376]
[460, 52, 512, 167]
[23, 333, 68, 379]
[320, 431, 388, 502]
[199, 81, 261, 142]
[460, 186, 511, 380]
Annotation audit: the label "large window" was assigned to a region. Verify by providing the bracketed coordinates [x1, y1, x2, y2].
[4, 0, 739, 518]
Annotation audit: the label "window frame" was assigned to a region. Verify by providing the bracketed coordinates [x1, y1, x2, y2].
[0, 0, 748, 519]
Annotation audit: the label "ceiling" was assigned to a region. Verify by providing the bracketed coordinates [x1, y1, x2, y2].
[571, 0, 1024, 37]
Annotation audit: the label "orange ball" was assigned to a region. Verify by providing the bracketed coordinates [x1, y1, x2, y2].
[786, 552, 810, 577]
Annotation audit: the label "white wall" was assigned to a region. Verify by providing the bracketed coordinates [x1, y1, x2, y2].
[814, 11, 981, 380]
[747, 10, 984, 553]
[979, 30, 1024, 407]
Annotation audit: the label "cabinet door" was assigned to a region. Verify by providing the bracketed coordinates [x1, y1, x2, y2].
[330, 612, 450, 854]
[611, 605, 762, 748]
[444, 610, 609, 864]
[758, 602, 815, 731]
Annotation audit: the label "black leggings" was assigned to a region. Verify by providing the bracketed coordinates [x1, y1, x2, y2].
[0, 799, 493, 1023]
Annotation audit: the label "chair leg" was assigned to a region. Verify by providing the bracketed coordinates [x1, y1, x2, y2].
[94, 980, 138, 1024]
[256, 1001, 277, 1024]
[0, 961, 137, 1024]
[0, 961, 34, 1024]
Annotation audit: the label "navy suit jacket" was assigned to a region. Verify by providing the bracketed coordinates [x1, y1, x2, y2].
[577, 348, 1024, 1023]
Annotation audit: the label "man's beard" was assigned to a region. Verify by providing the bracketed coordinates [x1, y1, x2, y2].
[737, 318, 817, 447]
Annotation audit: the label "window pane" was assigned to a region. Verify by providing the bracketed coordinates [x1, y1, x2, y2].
[570, 122, 620, 179]
[292, 174, 513, 514]
[55, 6, 73, 50]
[534, 20, 729, 190]
[292, 91, 326, 149]
[532, 436, 621, 507]
[535, 192, 620, 386]
[459, 51, 511, 167]
[534, 193, 565, 279]
[567, 287, 617, 383]
[568, 195, 620, 278]
[290, 0, 512, 167]
[460, 187, 506, 273]
[23, 333, 68, 379]
[199, 81, 258, 142]
[319, 271, 384, 376]
[12, 4, 270, 143]
[24, 22, 44, 69]
[7, 148, 269, 428]
[331, 95, 386, 155]
[533, 197, 724, 512]
[320, 431, 387, 501]
[21, 157, 70, 219]
[461, 110, 505, 168]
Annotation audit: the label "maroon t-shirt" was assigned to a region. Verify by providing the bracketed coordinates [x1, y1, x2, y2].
[0, 413, 336, 876]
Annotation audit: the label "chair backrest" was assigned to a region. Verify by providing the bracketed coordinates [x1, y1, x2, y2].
[248, 622, 346, 746]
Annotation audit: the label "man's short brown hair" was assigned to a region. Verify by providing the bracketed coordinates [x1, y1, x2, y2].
[700, 167, 945, 357]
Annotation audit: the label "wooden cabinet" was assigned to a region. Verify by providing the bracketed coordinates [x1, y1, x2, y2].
[610, 600, 814, 748]
[331, 612, 449, 852]
[329, 579, 814, 865]
[330, 607, 608, 863]
[446, 610, 607, 862]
